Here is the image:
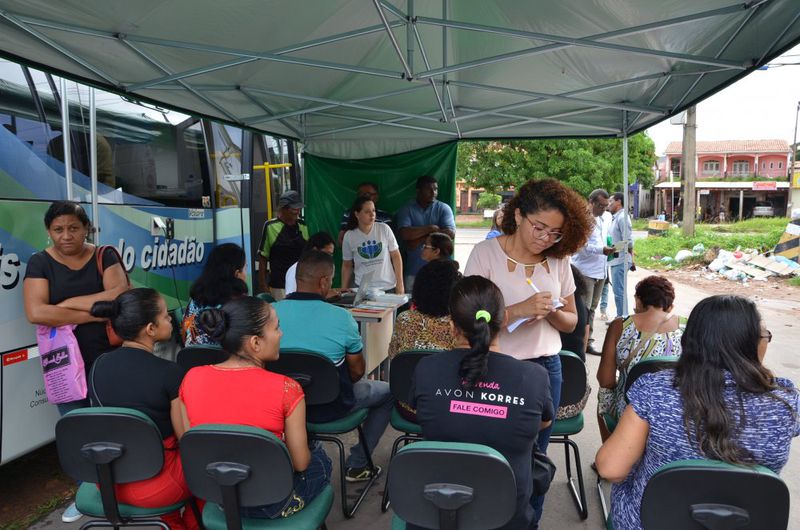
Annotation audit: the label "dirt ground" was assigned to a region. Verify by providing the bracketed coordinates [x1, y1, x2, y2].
[0, 443, 74, 530]
[658, 265, 800, 304]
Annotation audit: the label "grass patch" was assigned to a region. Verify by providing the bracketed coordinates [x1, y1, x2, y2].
[790, 277, 800, 287]
[458, 219, 493, 228]
[635, 222, 785, 270]
[702, 217, 788, 234]
[0, 490, 74, 530]
[632, 218, 649, 231]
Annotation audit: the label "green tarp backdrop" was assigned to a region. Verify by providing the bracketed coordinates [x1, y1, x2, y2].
[304, 141, 458, 286]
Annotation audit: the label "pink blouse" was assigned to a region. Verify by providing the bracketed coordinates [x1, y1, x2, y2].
[464, 237, 576, 359]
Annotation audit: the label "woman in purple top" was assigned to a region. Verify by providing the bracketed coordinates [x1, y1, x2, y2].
[596, 295, 800, 530]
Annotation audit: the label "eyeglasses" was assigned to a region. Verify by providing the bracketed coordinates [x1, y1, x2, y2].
[524, 216, 563, 243]
[761, 330, 772, 343]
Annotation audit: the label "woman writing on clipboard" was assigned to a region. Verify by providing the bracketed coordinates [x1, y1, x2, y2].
[464, 179, 592, 524]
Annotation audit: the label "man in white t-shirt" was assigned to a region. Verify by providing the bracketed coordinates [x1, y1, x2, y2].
[285, 231, 335, 296]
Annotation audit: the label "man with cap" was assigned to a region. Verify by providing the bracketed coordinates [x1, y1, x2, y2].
[258, 190, 309, 300]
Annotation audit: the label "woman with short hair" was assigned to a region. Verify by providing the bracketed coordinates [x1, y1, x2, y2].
[596, 275, 683, 441]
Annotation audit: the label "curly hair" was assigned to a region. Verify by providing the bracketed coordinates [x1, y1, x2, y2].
[500, 179, 592, 258]
[634, 275, 675, 311]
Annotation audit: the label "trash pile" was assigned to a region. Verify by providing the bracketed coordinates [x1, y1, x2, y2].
[654, 244, 800, 283]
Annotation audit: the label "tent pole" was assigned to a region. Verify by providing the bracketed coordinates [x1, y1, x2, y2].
[60, 77, 73, 201]
[622, 111, 630, 317]
[90, 87, 100, 245]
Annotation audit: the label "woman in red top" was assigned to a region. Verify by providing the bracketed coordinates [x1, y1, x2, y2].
[179, 296, 332, 519]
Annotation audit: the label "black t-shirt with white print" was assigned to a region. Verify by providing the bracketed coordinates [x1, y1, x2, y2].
[411, 349, 553, 530]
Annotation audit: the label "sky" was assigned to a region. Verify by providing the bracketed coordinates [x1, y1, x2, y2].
[646, 44, 800, 156]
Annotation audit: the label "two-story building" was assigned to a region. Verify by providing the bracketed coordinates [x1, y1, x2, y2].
[655, 139, 791, 220]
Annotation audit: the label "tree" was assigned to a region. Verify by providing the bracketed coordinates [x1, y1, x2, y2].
[456, 133, 656, 195]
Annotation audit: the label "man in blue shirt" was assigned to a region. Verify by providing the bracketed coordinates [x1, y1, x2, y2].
[396, 175, 456, 289]
[273, 250, 393, 482]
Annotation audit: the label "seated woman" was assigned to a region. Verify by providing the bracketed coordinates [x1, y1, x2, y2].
[412, 276, 554, 530]
[182, 243, 248, 346]
[420, 232, 455, 263]
[596, 275, 683, 441]
[596, 295, 800, 530]
[89, 289, 196, 530]
[341, 196, 403, 293]
[388, 259, 460, 359]
[179, 297, 332, 519]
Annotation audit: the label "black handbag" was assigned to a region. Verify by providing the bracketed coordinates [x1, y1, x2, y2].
[532, 448, 557, 496]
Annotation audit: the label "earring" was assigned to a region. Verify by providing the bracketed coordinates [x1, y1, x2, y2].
[47, 235, 52, 246]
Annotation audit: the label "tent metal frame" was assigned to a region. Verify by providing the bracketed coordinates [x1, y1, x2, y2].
[0, 0, 793, 148]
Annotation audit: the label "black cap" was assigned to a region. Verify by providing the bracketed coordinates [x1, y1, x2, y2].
[278, 190, 303, 209]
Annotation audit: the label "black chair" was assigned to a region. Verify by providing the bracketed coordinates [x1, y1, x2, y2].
[55, 407, 186, 530]
[381, 349, 439, 512]
[176, 345, 227, 370]
[270, 350, 380, 518]
[180, 424, 334, 530]
[388, 441, 517, 530]
[548, 350, 588, 519]
[639, 459, 789, 529]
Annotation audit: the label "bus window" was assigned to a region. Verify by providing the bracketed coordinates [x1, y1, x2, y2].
[205, 123, 244, 208]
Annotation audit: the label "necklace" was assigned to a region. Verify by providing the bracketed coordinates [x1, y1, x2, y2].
[502, 235, 547, 269]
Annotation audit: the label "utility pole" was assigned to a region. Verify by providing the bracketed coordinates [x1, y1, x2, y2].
[681, 106, 697, 236]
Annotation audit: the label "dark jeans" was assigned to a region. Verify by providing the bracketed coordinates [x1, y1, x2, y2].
[241, 444, 332, 519]
[529, 354, 563, 523]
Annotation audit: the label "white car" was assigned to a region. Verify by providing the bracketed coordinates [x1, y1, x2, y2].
[752, 202, 775, 217]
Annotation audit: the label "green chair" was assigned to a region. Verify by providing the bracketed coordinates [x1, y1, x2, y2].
[180, 424, 333, 530]
[270, 350, 380, 518]
[380, 349, 440, 512]
[55, 407, 188, 530]
[640, 459, 789, 529]
[549, 350, 588, 519]
[388, 441, 517, 530]
[257, 292, 276, 303]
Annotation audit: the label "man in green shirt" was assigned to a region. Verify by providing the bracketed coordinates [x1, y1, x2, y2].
[258, 190, 309, 300]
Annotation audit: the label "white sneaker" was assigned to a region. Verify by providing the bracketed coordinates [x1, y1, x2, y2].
[61, 502, 83, 523]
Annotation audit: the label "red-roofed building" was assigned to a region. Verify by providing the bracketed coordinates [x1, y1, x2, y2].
[655, 139, 791, 220]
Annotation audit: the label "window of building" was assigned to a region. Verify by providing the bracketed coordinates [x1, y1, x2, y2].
[779, 162, 783, 169]
[732, 161, 749, 175]
[770, 162, 774, 169]
[702, 161, 720, 173]
[670, 158, 681, 177]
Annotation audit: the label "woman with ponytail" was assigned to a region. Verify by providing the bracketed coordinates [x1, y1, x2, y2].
[178, 297, 332, 520]
[89, 289, 197, 530]
[411, 276, 554, 530]
[596, 295, 800, 530]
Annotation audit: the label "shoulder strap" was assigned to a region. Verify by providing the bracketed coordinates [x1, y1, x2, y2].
[96, 245, 130, 286]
